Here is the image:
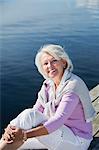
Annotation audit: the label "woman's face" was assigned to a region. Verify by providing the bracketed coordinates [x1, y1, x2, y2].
[41, 53, 66, 81]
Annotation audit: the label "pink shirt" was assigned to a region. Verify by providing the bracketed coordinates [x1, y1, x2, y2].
[34, 92, 93, 139]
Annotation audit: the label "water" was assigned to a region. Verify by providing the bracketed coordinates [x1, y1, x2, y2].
[0, 0, 99, 135]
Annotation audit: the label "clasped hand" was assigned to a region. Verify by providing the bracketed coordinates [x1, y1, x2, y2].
[2, 125, 24, 144]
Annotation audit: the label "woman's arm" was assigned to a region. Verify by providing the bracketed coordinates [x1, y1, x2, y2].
[33, 98, 44, 113]
[2, 124, 49, 143]
[43, 92, 79, 133]
[25, 124, 49, 139]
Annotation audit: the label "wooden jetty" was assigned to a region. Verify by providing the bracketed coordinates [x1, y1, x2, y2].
[88, 85, 99, 150]
[19, 85, 99, 150]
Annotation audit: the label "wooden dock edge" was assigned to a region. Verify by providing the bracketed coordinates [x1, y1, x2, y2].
[88, 84, 99, 150]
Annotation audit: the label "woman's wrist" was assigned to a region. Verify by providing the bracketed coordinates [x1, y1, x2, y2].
[22, 131, 27, 142]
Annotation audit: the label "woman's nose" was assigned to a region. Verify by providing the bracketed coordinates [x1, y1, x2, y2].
[48, 62, 52, 68]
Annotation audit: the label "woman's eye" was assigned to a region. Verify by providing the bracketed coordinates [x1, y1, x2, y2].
[43, 59, 58, 66]
[44, 62, 48, 65]
[52, 59, 58, 63]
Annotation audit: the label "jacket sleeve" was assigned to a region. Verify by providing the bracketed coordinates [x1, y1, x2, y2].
[33, 98, 44, 113]
[33, 80, 49, 112]
[43, 92, 79, 133]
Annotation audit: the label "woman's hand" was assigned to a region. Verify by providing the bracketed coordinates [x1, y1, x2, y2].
[12, 128, 24, 143]
[2, 125, 24, 144]
[2, 125, 16, 143]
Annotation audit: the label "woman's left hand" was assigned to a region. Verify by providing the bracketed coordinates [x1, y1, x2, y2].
[2, 125, 16, 143]
[12, 128, 24, 143]
[2, 125, 24, 144]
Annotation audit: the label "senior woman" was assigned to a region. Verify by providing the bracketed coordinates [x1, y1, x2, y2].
[0, 44, 96, 150]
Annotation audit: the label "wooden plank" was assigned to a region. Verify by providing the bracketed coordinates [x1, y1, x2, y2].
[91, 85, 99, 137]
[90, 84, 99, 101]
[89, 85, 99, 150]
[92, 97, 99, 114]
[93, 113, 99, 136]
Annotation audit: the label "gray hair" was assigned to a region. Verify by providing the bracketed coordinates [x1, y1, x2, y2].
[35, 44, 73, 79]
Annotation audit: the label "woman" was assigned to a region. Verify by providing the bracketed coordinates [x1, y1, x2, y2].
[0, 44, 96, 150]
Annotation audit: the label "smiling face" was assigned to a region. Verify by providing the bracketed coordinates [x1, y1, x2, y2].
[41, 52, 67, 85]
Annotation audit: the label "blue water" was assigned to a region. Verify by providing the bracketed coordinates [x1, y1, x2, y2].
[0, 0, 99, 135]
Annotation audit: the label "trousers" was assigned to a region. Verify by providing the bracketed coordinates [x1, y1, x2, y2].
[19, 125, 92, 150]
[10, 108, 92, 150]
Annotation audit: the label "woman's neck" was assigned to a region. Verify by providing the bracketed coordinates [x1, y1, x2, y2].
[54, 78, 61, 90]
[53, 71, 64, 89]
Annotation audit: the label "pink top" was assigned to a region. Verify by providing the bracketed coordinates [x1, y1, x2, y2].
[34, 92, 93, 139]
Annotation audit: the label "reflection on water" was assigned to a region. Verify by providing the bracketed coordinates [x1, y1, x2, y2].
[1, 0, 99, 26]
[76, 0, 99, 8]
[0, 0, 99, 135]
[76, 0, 99, 19]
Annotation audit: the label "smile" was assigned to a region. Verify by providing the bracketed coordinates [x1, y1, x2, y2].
[49, 69, 56, 73]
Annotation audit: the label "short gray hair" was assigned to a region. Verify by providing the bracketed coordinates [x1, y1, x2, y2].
[35, 44, 73, 79]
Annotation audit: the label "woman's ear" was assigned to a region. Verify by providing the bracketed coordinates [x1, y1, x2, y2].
[62, 59, 68, 69]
